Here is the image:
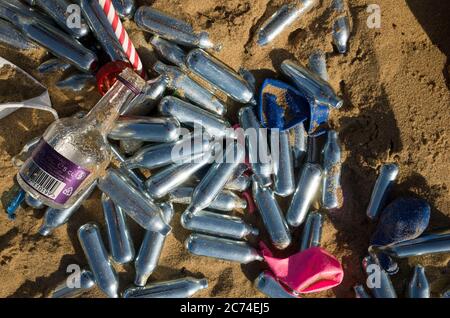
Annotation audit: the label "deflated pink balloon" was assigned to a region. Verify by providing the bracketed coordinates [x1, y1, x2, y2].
[260, 242, 344, 294]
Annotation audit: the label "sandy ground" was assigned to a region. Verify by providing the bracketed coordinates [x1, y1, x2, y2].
[0, 0, 449, 298]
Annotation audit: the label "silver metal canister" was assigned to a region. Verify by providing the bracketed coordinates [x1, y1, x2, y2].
[286, 163, 322, 227]
[181, 210, 259, 240]
[51, 269, 96, 298]
[308, 49, 328, 81]
[289, 124, 307, 168]
[109, 116, 181, 143]
[185, 141, 245, 214]
[134, 202, 174, 286]
[377, 231, 450, 258]
[254, 271, 298, 298]
[225, 174, 251, 192]
[0, 0, 55, 26]
[145, 148, 216, 199]
[168, 187, 247, 212]
[25, 0, 90, 39]
[39, 182, 97, 236]
[78, 223, 119, 298]
[102, 194, 135, 264]
[239, 106, 273, 186]
[0, 6, 98, 72]
[273, 130, 295, 197]
[122, 133, 212, 170]
[149, 35, 187, 68]
[121, 75, 168, 116]
[79, 0, 128, 63]
[98, 169, 171, 235]
[112, 0, 135, 18]
[109, 144, 146, 190]
[256, 0, 318, 46]
[362, 254, 397, 298]
[366, 163, 399, 220]
[123, 277, 208, 298]
[25, 193, 44, 209]
[0, 18, 36, 50]
[159, 96, 235, 139]
[408, 265, 430, 298]
[322, 131, 343, 210]
[252, 177, 291, 249]
[185, 233, 263, 264]
[185, 49, 254, 104]
[56, 74, 95, 92]
[37, 58, 71, 74]
[134, 6, 216, 50]
[333, 16, 350, 54]
[354, 285, 371, 298]
[154, 61, 227, 116]
[299, 211, 323, 251]
[280, 59, 343, 109]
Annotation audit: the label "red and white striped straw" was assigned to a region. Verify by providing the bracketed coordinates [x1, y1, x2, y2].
[98, 0, 144, 76]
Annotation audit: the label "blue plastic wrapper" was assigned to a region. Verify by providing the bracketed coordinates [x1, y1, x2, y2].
[371, 197, 431, 274]
[258, 79, 329, 135]
[2, 185, 25, 220]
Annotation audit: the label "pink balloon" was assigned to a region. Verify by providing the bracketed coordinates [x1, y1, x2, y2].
[260, 242, 344, 294]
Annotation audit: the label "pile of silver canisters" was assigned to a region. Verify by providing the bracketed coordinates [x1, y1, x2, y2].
[3, 0, 354, 299]
[354, 164, 450, 299]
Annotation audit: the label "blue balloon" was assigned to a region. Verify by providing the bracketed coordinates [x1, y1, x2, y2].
[258, 78, 313, 132]
[371, 197, 431, 274]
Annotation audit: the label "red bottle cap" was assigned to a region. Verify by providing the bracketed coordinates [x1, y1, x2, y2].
[96, 61, 134, 96]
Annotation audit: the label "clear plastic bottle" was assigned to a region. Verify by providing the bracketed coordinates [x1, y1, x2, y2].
[17, 68, 146, 209]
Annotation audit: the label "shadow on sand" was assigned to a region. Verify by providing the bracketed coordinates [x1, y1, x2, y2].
[406, 0, 450, 89]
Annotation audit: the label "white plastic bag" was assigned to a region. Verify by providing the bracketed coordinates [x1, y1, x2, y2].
[0, 56, 58, 120]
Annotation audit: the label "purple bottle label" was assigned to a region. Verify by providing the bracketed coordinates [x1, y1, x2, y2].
[19, 139, 91, 205]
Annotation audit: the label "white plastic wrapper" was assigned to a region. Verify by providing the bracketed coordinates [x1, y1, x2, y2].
[0, 56, 57, 120]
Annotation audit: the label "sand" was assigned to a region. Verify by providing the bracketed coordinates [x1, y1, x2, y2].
[0, 0, 449, 298]
[0, 65, 45, 103]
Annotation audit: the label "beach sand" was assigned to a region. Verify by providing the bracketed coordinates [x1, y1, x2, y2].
[0, 0, 449, 298]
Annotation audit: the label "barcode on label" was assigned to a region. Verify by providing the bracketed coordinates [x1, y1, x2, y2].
[26, 161, 66, 199]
